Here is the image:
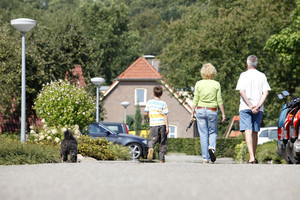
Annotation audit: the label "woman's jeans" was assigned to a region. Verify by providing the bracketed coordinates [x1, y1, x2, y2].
[195, 108, 218, 161]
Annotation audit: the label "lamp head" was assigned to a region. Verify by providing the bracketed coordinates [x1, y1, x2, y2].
[11, 18, 36, 33]
[91, 77, 105, 86]
[121, 101, 130, 108]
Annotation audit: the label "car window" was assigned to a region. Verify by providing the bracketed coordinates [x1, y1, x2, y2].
[106, 125, 122, 133]
[259, 130, 268, 137]
[88, 124, 107, 137]
[269, 129, 278, 139]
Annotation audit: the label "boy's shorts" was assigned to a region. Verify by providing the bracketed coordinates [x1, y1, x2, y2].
[239, 109, 263, 132]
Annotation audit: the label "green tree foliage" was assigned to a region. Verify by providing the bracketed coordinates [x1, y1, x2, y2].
[264, 0, 300, 95]
[0, 0, 140, 119]
[34, 80, 95, 128]
[126, 0, 197, 55]
[134, 105, 142, 135]
[159, 0, 296, 130]
[0, 21, 21, 113]
[78, 0, 141, 84]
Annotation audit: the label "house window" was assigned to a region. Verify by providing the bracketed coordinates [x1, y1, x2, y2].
[168, 125, 177, 138]
[135, 88, 147, 105]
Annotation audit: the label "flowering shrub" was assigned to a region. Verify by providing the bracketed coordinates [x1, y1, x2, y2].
[28, 119, 82, 145]
[34, 80, 95, 129]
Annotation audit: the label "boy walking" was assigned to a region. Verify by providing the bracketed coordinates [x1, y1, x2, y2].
[145, 86, 169, 163]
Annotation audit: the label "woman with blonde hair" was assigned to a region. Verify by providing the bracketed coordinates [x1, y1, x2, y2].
[191, 63, 226, 163]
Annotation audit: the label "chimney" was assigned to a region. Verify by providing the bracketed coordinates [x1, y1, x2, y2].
[143, 55, 160, 71]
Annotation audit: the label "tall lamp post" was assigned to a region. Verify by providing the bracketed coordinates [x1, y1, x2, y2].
[11, 18, 36, 144]
[121, 101, 130, 125]
[91, 77, 105, 122]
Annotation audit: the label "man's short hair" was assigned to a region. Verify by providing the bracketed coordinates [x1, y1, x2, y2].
[247, 55, 258, 68]
[153, 86, 163, 97]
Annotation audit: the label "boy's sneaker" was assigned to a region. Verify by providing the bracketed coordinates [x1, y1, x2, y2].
[147, 148, 154, 161]
[208, 148, 216, 163]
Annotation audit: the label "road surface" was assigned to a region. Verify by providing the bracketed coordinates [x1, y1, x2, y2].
[0, 155, 299, 200]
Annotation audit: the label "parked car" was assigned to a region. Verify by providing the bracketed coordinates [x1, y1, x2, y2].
[101, 121, 129, 134]
[83, 122, 148, 159]
[258, 126, 277, 145]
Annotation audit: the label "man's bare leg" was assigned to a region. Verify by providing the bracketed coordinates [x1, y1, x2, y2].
[252, 132, 258, 159]
[245, 129, 255, 162]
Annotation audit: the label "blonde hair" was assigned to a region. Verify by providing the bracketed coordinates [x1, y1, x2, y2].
[200, 63, 217, 79]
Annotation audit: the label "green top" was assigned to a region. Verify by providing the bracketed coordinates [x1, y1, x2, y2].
[193, 79, 223, 107]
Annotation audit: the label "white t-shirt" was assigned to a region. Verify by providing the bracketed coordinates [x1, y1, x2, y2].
[236, 69, 271, 112]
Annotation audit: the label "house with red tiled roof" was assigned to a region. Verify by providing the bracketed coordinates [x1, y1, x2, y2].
[102, 56, 196, 138]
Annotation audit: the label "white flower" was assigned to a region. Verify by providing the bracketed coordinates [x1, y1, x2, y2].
[34, 134, 39, 138]
[51, 129, 58, 134]
[54, 137, 60, 143]
[30, 130, 36, 134]
[29, 125, 34, 130]
[34, 138, 38, 142]
[47, 136, 52, 140]
[41, 119, 46, 123]
[74, 130, 80, 135]
[74, 125, 79, 130]
[43, 124, 47, 129]
[61, 127, 67, 133]
[39, 135, 45, 141]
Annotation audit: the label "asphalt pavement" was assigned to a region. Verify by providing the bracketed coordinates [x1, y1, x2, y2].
[1, 154, 300, 200]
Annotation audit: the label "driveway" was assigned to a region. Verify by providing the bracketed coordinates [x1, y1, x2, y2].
[0, 155, 300, 200]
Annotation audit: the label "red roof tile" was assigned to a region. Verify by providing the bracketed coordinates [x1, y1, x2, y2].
[117, 57, 162, 80]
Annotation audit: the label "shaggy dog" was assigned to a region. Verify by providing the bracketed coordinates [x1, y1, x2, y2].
[61, 129, 78, 163]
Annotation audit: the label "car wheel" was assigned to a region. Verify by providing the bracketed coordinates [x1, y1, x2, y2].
[127, 143, 142, 159]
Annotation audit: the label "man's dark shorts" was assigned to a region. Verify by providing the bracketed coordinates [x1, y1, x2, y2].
[239, 109, 263, 132]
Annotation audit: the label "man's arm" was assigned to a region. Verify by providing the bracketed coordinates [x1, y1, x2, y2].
[239, 90, 254, 109]
[164, 114, 169, 134]
[145, 112, 149, 123]
[255, 90, 269, 111]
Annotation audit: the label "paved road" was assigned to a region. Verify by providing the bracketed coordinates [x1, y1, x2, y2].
[1, 155, 300, 200]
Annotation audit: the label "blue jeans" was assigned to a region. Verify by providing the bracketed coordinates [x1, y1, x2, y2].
[195, 108, 218, 161]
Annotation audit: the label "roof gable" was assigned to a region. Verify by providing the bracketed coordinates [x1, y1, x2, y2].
[117, 57, 162, 80]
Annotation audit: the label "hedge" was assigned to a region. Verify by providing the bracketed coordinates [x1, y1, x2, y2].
[166, 138, 244, 157]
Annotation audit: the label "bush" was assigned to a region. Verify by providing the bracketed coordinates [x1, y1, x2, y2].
[166, 138, 244, 157]
[233, 141, 248, 162]
[78, 136, 131, 160]
[28, 122, 82, 145]
[0, 135, 60, 165]
[34, 80, 95, 129]
[233, 140, 286, 164]
[256, 141, 286, 164]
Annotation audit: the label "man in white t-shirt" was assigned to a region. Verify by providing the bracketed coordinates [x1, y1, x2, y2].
[236, 55, 271, 164]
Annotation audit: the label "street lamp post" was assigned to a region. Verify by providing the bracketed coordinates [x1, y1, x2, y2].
[91, 77, 105, 122]
[121, 101, 130, 125]
[11, 18, 36, 144]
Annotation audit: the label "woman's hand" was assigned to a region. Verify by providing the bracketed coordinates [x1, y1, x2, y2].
[190, 114, 195, 121]
[222, 115, 226, 123]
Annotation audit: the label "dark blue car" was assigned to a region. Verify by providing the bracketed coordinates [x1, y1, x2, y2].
[83, 122, 148, 159]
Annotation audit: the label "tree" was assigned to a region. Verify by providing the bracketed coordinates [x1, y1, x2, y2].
[264, 0, 300, 95]
[0, 21, 21, 113]
[159, 0, 296, 130]
[134, 105, 142, 136]
[78, 0, 141, 84]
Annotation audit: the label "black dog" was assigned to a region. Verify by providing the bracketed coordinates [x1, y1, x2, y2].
[61, 129, 78, 163]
